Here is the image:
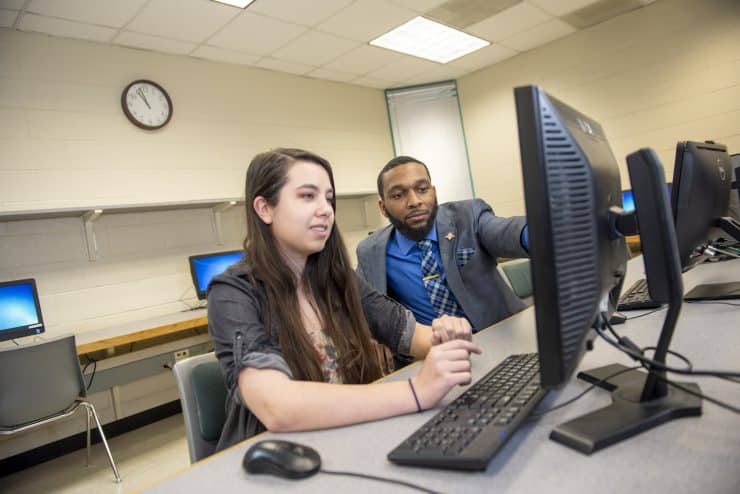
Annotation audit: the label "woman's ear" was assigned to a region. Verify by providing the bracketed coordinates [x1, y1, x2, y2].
[253, 196, 273, 224]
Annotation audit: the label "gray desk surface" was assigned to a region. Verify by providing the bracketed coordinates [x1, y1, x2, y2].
[145, 257, 740, 494]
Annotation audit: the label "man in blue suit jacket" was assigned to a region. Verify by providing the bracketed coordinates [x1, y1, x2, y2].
[356, 156, 529, 333]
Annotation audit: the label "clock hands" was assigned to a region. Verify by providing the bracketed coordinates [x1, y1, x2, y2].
[136, 87, 152, 110]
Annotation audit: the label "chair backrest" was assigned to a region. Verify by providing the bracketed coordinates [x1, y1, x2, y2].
[0, 334, 85, 428]
[500, 259, 534, 299]
[173, 352, 227, 463]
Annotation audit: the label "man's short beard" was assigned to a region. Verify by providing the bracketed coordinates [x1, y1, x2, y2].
[387, 201, 438, 242]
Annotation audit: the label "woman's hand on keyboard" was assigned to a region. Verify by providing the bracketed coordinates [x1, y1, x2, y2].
[412, 340, 482, 409]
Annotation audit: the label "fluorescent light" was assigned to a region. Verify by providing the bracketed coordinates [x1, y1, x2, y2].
[370, 17, 489, 64]
[211, 0, 254, 8]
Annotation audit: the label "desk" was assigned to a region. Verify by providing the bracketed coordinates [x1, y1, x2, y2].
[75, 309, 207, 355]
[145, 258, 740, 494]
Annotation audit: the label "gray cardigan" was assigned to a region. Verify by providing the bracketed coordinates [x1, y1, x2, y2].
[206, 264, 416, 451]
[356, 199, 528, 331]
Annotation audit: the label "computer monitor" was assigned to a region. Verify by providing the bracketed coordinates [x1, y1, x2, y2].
[515, 85, 700, 454]
[188, 250, 243, 300]
[622, 183, 671, 214]
[671, 141, 734, 267]
[621, 189, 635, 213]
[0, 278, 46, 342]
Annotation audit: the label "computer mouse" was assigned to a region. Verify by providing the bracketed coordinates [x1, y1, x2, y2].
[242, 439, 321, 479]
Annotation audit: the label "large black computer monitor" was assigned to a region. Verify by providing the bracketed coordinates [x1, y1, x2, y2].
[0, 278, 46, 342]
[188, 250, 243, 300]
[515, 85, 701, 454]
[671, 142, 740, 301]
[671, 141, 735, 267]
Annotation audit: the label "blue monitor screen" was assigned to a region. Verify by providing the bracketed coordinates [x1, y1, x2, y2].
[189, 251, 243, 299]
[622, 183, 671, 214]
[0, 279, 45, 341]
[621, 190, 635, 212]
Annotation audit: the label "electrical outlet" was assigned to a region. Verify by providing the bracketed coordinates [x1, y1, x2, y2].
[174, 349, 190, 362]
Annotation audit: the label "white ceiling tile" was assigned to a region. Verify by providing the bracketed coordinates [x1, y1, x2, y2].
[387, 0, 448, 13]
[317, 0, 417, 42]
[527, 0, 602, 17]
[207, 11, 306, 56]
[499, 18, 575, 52]
[307, 68, 356, 83]
[25, 0, 148, 28]
[449, 43, 518, 71]
[249, 0, 353, 27]
[351, 76, 398, 89]
[0, 0, 26, 10]
[323, 44, 405, 75]
[191, 45, 260, 66]
[365, 55, 440, 82]
[401, 63, 467, 85]
[255, 57, 314, 75]
[114, 31, 196, 55]
[272, 30, 359, 66]
[0, 8, 18, 27]
[467, 3, 551, 42]
[17, 13, 116, 42]
[126, 0, 240, 43]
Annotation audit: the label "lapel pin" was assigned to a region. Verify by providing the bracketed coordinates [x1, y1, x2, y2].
[445, 232, 455, 241]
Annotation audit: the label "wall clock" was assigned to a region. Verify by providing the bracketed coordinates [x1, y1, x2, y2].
[121, 79, 173, 130]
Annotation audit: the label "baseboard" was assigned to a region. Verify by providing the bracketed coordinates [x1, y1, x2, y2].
[0, 400, 182, 478]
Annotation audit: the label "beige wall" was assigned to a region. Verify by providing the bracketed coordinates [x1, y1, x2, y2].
[458, 0, 740, 217]
[0, 29, 391, 211]
[0, 29, 390, 338]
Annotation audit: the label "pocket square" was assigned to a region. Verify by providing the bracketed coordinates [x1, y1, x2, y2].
[456, 247, 475, 267]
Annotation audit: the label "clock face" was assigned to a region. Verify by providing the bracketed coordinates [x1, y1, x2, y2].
[121, 80, 173, 130]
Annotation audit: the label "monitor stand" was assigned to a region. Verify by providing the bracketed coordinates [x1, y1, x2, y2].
[549, 363, 701, 454]
[684, 280, 740, 301]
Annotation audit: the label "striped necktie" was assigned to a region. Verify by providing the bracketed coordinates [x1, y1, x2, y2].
[417, 239, 462, 317]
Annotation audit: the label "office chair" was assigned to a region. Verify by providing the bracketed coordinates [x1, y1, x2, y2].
[173, 352, 227, 463]
[500, 259, 533, 301]
[0, 335, 121, 482]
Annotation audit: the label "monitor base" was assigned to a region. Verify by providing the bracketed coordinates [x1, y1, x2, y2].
[549, 364, 702, 454]
[684, 281, 740, 301]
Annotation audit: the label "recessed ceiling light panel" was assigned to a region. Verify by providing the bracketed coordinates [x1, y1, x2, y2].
[211, 0, 254, 8]
[370, 16, 489, 64]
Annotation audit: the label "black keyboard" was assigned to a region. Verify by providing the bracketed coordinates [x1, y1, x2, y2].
[388, 353, 546, 470]
[617, 278, 662, 311]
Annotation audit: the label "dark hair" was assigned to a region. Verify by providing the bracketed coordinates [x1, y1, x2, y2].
[242, 148, 384, 384]
[376, 156, 431, 198]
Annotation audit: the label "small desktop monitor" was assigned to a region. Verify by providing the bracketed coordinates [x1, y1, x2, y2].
[515, 85, 698, 454]
[621, 189, 635, 213]
[671, 140, 733, 267]
[0, 278, 45, 342]
[622, 183, 670, 214]
[188, 250, 243, 300]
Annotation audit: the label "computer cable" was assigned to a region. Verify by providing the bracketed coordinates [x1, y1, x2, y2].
[626, 307, 665, 320]
[596, 313, 740, 378]
[595, 316, 740, 414]
[319, 469, 444, 494]
[82, 355, 97, 391]
[528, 364, 641, 419]
[656, 375, 740, 414]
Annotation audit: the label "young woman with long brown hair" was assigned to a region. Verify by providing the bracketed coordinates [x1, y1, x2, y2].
[207, 148, 480, 450]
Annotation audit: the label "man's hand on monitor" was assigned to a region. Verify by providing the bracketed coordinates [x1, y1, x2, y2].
[431, 315, 473, 345]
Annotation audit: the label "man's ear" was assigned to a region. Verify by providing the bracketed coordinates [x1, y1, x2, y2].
[253, 196, 273, 224]
[378, 198, 389, 218]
